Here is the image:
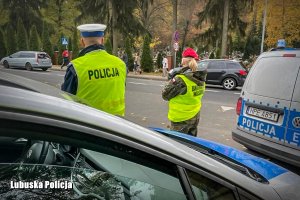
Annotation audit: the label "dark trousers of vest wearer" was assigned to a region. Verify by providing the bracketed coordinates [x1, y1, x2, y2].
[170, 112, 200, 137]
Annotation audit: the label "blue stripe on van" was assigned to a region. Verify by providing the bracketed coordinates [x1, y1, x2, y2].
[151, 127, 288, 180]
[237, 99, 288, 142]
[286, 110, 300, 147]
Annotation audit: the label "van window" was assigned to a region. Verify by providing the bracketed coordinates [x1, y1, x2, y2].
[246, 57, 300, 100]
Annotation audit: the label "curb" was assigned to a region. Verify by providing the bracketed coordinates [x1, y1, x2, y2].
[51, 66, 168, 81]
[127, 74, 167, 81]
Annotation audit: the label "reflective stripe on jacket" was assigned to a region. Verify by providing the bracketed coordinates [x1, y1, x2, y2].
[168, 74, 205, 122]
[72, 49, 126, 116]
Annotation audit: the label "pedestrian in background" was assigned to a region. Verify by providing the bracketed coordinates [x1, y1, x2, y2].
[60, 49, 69, 69]
[134, 52, 141, 74]
[162, 55, 168, 77]
[121, 50, 129, 74]
[61, 24, 127, 116]
[162, 47, 207, 136]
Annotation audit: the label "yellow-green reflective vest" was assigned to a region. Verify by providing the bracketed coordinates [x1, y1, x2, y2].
[72, 50, 126, 116]
[168, 74, 205, 122]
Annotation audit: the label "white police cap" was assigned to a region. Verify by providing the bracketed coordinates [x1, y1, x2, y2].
[77, 24, 107, 37]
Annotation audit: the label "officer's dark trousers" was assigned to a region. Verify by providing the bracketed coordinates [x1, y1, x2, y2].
[170, 112, 200, 137]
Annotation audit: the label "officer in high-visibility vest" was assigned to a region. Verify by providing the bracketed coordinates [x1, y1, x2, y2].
[162, 48, 207, 136]
[61, 24, 126, 116]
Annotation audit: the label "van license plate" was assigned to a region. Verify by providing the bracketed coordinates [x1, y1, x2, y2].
[246, 107, 279, 122]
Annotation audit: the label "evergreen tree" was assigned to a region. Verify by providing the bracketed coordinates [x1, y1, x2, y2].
[209, 51, 215, 59]
[156, 51, 163, 69]
[175, 48, 183, 68]
[68, 37, 73, 60]
[104, 38, 113, 54]
[68, 37, 73, 51]
[72, 30, 79, 59]
[16, 18, 28, 51]
[243, 14, 261, 60]
[6, 25, 17, 55]
[0, 29, 7, 58]
[232, 34, 244, 53]
[78, 0, 146, 54]
[141, 34, 153, 72]
[42, 22, 53, 57]
[29, 25, 40, 51]
[243, 36, 260, 60]
[3, 0, 46, 31]
[125, 37, 134, 71]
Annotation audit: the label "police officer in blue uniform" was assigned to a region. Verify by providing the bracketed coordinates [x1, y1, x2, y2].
[61, 24, 127, 116]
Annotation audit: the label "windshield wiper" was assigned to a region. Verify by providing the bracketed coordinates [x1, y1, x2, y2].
[199, 149, 265, 182]
[170, 137, 267, 183]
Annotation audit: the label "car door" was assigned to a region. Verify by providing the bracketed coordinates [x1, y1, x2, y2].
[286, 62, 300, 150]
[8, 52, 20, 67]
[18, 52, 29, 67]
[206, 61, 226, 84]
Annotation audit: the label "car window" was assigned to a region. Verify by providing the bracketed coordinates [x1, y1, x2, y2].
[198, 61, 209, 70]
[10, 53, 20, 58]
[38, 53, 49, 59]
[246, 57, 300, 100]
[226, 62, 243, 70]
[0, 129, 187, 199]
[208, 61, 226, 69]
[185, 169, 236, 200]
[19, 53, 35, 58]
[81, 149, 187, 199]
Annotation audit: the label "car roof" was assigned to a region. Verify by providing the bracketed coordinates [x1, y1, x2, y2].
[200, 59, 239, 62]
[259, 49, 300, 58]
[151, 127, 288, 181]
[17, 51, 46, 54]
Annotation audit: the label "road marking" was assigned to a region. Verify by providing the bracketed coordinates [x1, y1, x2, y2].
[221, 106, 235, 112]
[234, 92, 240, 95]
[128, 82, 148, 85]
[205, 89, 219, 93]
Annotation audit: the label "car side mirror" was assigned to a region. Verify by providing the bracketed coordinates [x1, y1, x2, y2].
[9, 55, 12, 58]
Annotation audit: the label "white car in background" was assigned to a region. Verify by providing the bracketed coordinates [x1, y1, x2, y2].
[0, 51, 52, 71]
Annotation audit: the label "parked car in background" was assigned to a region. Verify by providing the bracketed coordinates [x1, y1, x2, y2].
[197, 59, 248, 90]
[232, 48, 300, 167]
[0, 51, 52, 71]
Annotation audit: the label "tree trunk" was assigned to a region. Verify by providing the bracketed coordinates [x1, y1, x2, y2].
[171, 0, 177, 68]
[111, 0, 118, 55]
[221, 0, 229, 58]
[181, 20, 189, 51]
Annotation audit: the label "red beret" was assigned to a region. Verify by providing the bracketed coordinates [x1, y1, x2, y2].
[182, 47, 199, 60]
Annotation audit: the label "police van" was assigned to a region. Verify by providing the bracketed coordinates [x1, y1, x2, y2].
[232, 40, 300, 167]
